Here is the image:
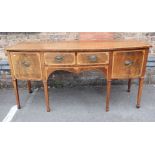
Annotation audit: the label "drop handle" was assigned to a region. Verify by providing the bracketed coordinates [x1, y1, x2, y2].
[55, 55, 64, 62]
[124, 60, 134, 66]
[21, 61, 31, 67]
[88, 55, 97, 62]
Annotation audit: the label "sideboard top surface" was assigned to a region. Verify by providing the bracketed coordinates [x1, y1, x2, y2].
[6, 40, 151, 52]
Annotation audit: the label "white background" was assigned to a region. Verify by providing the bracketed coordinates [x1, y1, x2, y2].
[0, 0, 155, 155]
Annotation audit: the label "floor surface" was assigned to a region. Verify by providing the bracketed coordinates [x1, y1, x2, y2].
[0, 84, 155, 122]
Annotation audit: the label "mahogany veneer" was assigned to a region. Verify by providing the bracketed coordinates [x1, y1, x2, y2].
[6, 40, 151, 112]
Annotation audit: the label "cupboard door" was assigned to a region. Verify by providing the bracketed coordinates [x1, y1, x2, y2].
[11, 52, 42, 79]
[112, 51, 144, 79]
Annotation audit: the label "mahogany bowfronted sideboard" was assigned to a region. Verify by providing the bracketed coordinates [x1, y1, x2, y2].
[5, 40, 151, 112]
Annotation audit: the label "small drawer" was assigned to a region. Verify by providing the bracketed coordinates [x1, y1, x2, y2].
[77, 52, 109, 65]
[44, 52, 75, 65]
[112, 50, 144, 78]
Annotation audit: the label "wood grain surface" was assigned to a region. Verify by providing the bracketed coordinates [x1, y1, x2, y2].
[6, 40, 151, 52]
[6, 40, 151, 112]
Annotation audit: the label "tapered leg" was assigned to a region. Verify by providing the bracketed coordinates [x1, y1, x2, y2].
[136, 78, 144, 108]
[12, 79, 21, 109]
[106, 80, 111, 112]
[43, 81, 50, 112]
[127, 79, 131, 92]
[27, 80, 32, 93]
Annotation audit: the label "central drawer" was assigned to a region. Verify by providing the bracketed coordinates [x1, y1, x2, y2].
[44, 52, 75, 65]
[77, 52, 109, 65]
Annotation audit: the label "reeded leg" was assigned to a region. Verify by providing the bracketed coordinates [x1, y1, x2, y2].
[43, 81, 50, 112]
[127, 79, 131, 92]
[106, 80, 111, 112]
[136, 78, 144, 108]
[27, 80, 32, 93]
[12, 79, 21, 109]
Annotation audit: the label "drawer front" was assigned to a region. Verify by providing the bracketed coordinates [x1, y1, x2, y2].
[11, 52, 42, 79]
[112, 51, 144, 78]
[77, 52, 109, 65]
[44, 52, 75, 65]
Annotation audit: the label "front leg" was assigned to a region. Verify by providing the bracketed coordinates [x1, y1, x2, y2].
[106, 80, 111, 112]
[27, 80, 33, 93]
[127, 79, 131, 92]
[43, 81, 50, 112]
[136, 77, 144, 108]
[12, 79, 21, 109]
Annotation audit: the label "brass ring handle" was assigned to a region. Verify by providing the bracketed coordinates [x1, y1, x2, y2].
[55, 55, 64, 62]
[21, 61, 31, 67]
[124, 60, 134, 66]
[88, 55, 97, 62]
